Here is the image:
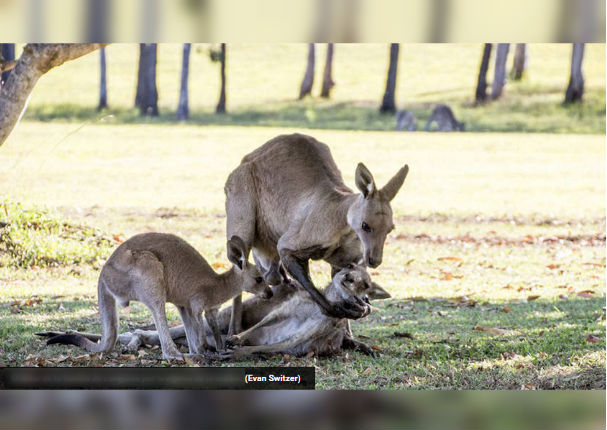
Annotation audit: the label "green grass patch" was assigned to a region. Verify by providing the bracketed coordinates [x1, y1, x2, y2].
[0, 201, 114, 269]
[13, 43, 607, 134]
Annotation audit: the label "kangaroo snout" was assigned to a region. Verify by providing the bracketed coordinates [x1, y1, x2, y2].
[366, 255, 381, 268]
[262, 288, 274, 299]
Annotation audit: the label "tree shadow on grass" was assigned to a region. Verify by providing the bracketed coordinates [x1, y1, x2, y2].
[23, 96, 606, 134]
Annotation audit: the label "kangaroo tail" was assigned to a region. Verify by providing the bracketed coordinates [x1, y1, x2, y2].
[47, 278, 118, 354]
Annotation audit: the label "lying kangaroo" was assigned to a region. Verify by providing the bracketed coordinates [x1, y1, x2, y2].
[395, 110, 416, 131]
[424, 104, 465, 132]
[46, 233, 272, 360]
[40, 265, 391, 357]
[224, 264, 384, 357]
[225, 133, 409, 321]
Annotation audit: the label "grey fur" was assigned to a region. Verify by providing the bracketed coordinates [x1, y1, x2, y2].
[424, 104, 465, 132]
[395, 110, 416, 131]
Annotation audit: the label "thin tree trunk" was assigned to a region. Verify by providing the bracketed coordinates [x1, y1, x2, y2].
[510, 43, 528, 81]
[135, 44, 145, 108]
[475, 43, 492, 104]
[491, 43, 510, 100]
[98, 48, 108, 110]
[379, 43, 399, 113]
[135, 43, 159, 116]
[298, 43, 315, 99]
[1, 44, 16, 85]
[565, 43, 585, 103]
[177, 43, 191, 120]
[216, 43, 227, 114]
[0, 44, 104, 146]
[320, 43, 335, 98]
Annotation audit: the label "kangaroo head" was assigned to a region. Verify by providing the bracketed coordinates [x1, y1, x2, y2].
[227, 236, 273, 299]
[347, 162, 409, 268]
[326, 264, 389, 316]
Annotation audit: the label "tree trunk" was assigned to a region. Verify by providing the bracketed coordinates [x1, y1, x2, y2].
[97, 48, 108, 110]
[298, 43, 315, 99]
[379, 43, 399, 113]
[565, 43, 585, 104]
[176, 43, 191, 120]
[510, 43, 528, 81]
[0, 44, 103, 146]
[491, 43, 510, 100]
[216, 43, 227, 114]
[135, 43, 159, 116]
[320, 43, 335, 98]
[475, 43, 492, 104]
[1, 44, 16, 85]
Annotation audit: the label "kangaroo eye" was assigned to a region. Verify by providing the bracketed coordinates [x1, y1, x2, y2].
[361, 222, 371, 233]
[255, 277, 263, 284]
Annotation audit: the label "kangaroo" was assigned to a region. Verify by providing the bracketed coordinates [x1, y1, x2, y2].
[424, 104, 465, 132]
[395, 110, 416, 131]
[225, 133, 409, 322]
[40, 266, 391, 357]
[46, 233, 272, 360]
[224, 265, 383, 357]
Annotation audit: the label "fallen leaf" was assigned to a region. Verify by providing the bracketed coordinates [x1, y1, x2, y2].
[503, 285, 513, 290]
[438, 256, 461, 262]
[362, 367, 372, 375]
[501, 305, 513, 313]
[577, 291, 594, 299]
[371, 345, 383, 352]
[546, 264, 560, 270]
[212, 262, 227, 269]
[441, 272, 453, 281]
[473, 326, 510, 335]
[391, 332, 414, 339]
[527, 295, 540, 302]
[112, 234, 123, 243]
[522, 383, 536, 390]
[586, 334, 601, 343]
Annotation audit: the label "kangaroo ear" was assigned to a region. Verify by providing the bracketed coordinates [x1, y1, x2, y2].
[227, 236, 247, 270]
[380, 164, 409, 201]
[355, 163, 376, 198]
[368, 281, 391, 300]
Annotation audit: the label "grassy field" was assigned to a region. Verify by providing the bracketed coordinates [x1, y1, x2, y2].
[0, 124, 604, 389]
[10, 43, 606, 134]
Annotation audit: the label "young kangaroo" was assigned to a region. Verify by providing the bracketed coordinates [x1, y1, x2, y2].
[424, 104, 465, 132]
[395, 110, 416, 131]
[46, 233, 272, 360]
[224, 264, 382, 357]
[225, 133, 409, 322]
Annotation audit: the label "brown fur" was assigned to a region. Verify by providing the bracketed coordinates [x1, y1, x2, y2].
[46, 233, 271, 361]
[224, 133, 408, 321]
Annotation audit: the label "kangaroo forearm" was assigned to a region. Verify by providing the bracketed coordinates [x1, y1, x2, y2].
[280, 253, 332, 312]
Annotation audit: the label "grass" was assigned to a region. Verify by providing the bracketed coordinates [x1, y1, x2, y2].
[9, 43, 606, 134]
[0, 124, 604, 389]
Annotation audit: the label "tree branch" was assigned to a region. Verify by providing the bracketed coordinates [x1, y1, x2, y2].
[0, 43, 105, 146]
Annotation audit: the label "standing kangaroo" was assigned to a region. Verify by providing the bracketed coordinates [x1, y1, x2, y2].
[46, 233, 271, 360]
[225, 133, 409, 321]
[424, 104, 465, 132]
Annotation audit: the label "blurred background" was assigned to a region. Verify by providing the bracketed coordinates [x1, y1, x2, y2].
[1, 43, 605, 133]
